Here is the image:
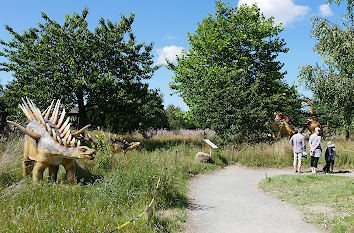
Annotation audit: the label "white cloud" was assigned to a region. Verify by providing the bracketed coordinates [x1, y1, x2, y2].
[162, 35, 176, 41]
[319, 4, 333, 16]
[237, 0, 310, 25]
[156, 45, 184, 65]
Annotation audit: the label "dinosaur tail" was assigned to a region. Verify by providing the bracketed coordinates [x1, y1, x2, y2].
[7, 120, 41, 140]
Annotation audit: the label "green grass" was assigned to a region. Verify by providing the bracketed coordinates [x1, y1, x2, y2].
[0, 131, 352, 232]
[259, 174, 354, 233]
[0, 133, 233, 232]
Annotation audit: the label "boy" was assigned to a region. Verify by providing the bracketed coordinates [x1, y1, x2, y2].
[323, 141, 338, 173]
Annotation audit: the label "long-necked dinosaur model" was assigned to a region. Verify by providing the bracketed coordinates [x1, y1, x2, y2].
[78, 133, 140, 154]
[7, 98, 95, 184]
[300, 98, 322, 134]
[269, 98, 323, 139]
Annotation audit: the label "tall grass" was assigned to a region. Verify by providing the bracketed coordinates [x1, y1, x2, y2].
[229, 138, 353, 169]
[0, 131, 231, 232]
[0, 130, 352, 232]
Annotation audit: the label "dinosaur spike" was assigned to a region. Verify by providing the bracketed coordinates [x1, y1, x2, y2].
[7, 120, 41, 140]
[58, 136, 63, 145]
[48, 127, 53, 136]
[71, 125, 90, 137]
[59, 117, 70, 132]
[52, 129, 57, 142]
[62, 138, 68, 148]
[70, 138, 76, 147]
[42, 105, 50, 118]
[45, 123, 51, 134]
[77, 140, 81, 147]
[50, 100, 61, 125]
[56, 108, 66, 129]
[62, 123, 71, 136]
[70, 140, 76, 147]
[64, 130, 71, 141]
[19, 104, 32, 120]
[21, 98, 35, 120]
[18, 104, 28, 120]
[28, 100, 45, 125]
[29, 99, 37, 110]
[66, 134, 72, 145]
[26, 98, 39, 121]
[87, 133, 91, 139]
[44, 99, 55, 120]
[32, 105, 45, 125]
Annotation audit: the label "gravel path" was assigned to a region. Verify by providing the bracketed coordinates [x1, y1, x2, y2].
[184, 165, 328, 233]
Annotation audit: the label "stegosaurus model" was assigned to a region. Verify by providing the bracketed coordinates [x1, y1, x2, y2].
[7, 98, 95, 184]
[8, 98, 140, 184]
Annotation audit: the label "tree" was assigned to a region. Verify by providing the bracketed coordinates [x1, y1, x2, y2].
[328, 0, 353, 22]
[0, 8, 165, 131]
[0, 84, 8, 132]
[165, 105, 184, 130]
[299, 0, 353, 138]
[86, 83, 168, 132]
[167, 1, 300, 141]
[165, 104, 196, 130]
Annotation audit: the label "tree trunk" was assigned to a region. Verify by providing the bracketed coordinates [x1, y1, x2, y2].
[76, 89, 87, 128]
[346, 129, 350, 139]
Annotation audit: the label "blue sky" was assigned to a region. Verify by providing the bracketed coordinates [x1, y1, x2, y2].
[0, 0, 347, 110]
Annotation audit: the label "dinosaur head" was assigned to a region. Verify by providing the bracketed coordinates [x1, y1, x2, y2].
[76, 146, 95, 160]
[123, 142, 141, 154]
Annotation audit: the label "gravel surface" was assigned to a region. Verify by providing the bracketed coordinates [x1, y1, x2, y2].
[183, 165, 330, 233]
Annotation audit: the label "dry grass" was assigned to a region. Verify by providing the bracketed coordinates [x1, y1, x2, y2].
[227, 138, 353, 168]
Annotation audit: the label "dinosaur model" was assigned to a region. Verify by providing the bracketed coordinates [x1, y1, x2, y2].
[8, 98, 141, 184]
[269, 117, 295, 140]
[7, 98, 96, 184]
[268, 98, 323, 139]
[299, 98, 322, 134]
[78, 133, 140, 154]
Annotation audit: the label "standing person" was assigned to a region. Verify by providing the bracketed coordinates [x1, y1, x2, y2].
[309, 127, 322, 174]
[323, 141, 338, 173]
[289, 128, 306, 173]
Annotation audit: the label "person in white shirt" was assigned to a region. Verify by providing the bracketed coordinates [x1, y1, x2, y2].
[309, 127, 322, 174]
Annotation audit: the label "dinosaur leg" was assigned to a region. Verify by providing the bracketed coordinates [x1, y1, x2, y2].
[63, 159, 76, 184]
[48, 165, 59, 182]
[23, 136, 34, 176]
[23, 159, 34, 177]
[32, 162, 47, 184]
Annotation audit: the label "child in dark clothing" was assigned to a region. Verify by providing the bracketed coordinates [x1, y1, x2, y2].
[323, 142, 338, 173]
